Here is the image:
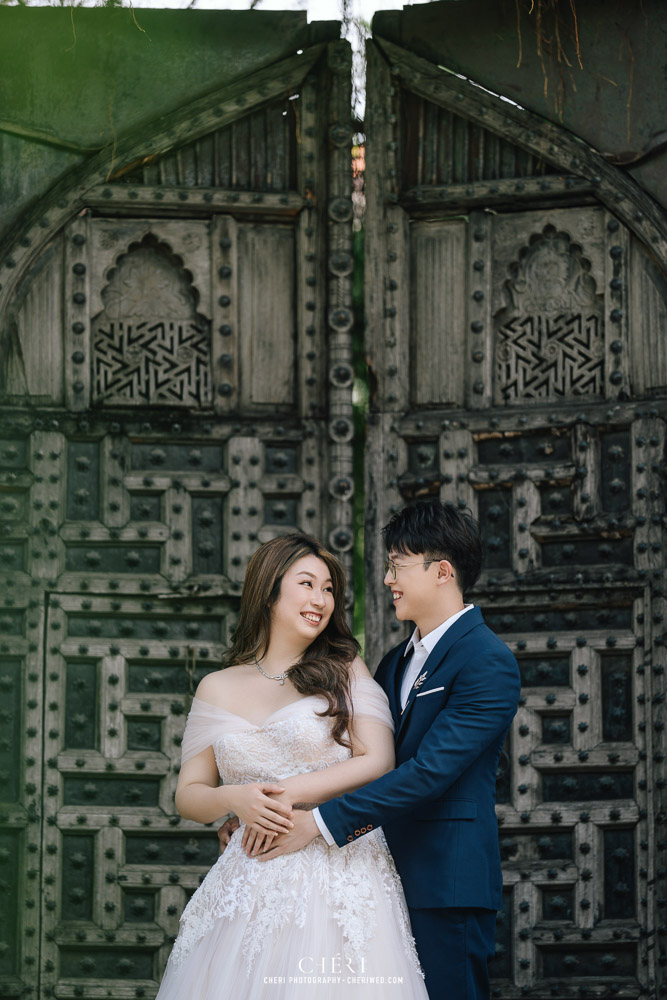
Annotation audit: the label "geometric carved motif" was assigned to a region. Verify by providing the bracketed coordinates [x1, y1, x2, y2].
[92, 234, 211, 406]
[495, 225, 604, 402]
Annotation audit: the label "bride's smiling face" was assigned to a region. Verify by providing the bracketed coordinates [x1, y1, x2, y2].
[270, 554, 335, 643]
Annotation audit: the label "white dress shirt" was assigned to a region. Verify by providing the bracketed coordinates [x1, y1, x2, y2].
[313, 605, 474, 846]
[400, 604, 473, 709]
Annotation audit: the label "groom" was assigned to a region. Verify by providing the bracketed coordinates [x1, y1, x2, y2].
[223, 500, 521, 998]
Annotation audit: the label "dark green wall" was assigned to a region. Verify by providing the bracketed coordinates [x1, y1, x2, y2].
[0, 7, 338, 239]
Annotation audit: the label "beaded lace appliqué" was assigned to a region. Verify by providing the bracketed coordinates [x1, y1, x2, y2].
[169, 713, 421, 977]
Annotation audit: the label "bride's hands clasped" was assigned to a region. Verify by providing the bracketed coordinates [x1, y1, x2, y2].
[224, 782, 294, 836]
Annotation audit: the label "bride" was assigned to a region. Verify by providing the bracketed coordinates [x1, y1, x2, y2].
[156, 532, 427, 998]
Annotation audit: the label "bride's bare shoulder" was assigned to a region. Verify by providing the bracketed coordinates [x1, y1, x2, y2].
[194, 664, 250, 706]
[347, 655, 374, 683]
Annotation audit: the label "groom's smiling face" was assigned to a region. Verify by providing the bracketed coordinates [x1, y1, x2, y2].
[384, 548, 437, 623]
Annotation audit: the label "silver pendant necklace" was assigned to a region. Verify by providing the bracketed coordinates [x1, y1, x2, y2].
[254, 657, 289, 685]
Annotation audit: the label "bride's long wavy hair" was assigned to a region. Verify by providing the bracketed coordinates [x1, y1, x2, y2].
[221, 533, 359, 748]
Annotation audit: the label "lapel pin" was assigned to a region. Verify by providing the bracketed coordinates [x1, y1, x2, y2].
[413, 671, 428, 690]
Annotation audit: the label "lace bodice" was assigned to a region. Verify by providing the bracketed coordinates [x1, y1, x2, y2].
[211, 697, 351, 786]
[180, 672, 395, 772]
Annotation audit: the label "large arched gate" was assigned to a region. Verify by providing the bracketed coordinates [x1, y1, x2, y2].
[0, 36, 354, 999]
[3, 7, 667, 999]
[363, 32, 667, 1000]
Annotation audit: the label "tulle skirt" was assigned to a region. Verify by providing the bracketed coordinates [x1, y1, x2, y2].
[156, 822, 427, 999]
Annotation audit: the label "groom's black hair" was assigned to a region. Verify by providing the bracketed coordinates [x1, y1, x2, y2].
[382, 499, 483, 595]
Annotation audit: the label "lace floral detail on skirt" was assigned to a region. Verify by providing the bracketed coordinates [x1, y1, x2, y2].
[170, 822, 421, 978]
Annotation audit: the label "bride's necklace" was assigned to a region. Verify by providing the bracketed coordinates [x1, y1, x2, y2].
[254, 657, 292, 685]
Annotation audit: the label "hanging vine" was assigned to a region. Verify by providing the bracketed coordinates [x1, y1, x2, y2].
[516, 0, 584, 119]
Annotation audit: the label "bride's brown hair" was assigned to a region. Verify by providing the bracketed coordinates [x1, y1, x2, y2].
[222, 533, 359, 748]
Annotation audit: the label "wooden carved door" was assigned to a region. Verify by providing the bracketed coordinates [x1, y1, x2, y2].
[0, 39, 353, 999]
[364, 36, 667, 999]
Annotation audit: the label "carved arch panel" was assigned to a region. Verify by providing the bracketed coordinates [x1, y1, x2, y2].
[92, 233, 212, 407]
[494, 223, 605, 404]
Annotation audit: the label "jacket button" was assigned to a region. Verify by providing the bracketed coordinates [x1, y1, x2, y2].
[346, 835, 354, 842]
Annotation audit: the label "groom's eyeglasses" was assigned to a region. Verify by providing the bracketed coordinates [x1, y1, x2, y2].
[383, 558, 439, 581]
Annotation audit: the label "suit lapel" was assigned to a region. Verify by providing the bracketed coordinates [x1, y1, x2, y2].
[377, 639, 409, 729]
[396, 606, 483, 740]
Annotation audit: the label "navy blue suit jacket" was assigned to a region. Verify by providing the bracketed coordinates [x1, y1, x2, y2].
[318, 607, 521, 910]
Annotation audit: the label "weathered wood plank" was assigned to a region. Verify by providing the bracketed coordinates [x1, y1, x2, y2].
[410, 219, 466, 406]
[364, 414, 410, 669]
[511, 479, 540, 574]
[364, 41, 395, 418]
[12, 236, 64, 402]
[439, 428, 476, 513]
[604, 208, 631, 399]
[400, 174, 595, 213]
[100, 432, 130, 529]
[225, 435, 264, 586]
[629, 238, 667, 394]
[238, 222, 296, 408]
[324, 41, 355, 588]
[295, 72, 325, 423]
[211, 214, 239, 416]
[86, 184, 304, 216]
[465, 209, 492, 409]
[29, 430, 66, 583]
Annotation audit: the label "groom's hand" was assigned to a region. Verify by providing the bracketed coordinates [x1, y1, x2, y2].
[217, 815, 240, 852]
[256, 809, 319, 861]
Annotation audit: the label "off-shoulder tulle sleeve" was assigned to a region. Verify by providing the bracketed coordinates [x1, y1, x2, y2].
[348, 674, 394, 733]
[180, 697, 250, 764]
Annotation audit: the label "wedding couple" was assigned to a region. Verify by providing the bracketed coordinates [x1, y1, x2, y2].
[156, 499, 521, 999]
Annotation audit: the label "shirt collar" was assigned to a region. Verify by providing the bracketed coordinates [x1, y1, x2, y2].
[405, 604, 474, 657]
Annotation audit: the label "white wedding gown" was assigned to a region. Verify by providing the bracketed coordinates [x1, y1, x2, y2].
[156, 677, 428, 998]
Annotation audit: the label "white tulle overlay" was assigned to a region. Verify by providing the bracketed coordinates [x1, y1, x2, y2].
[156, 679, 428, 999]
